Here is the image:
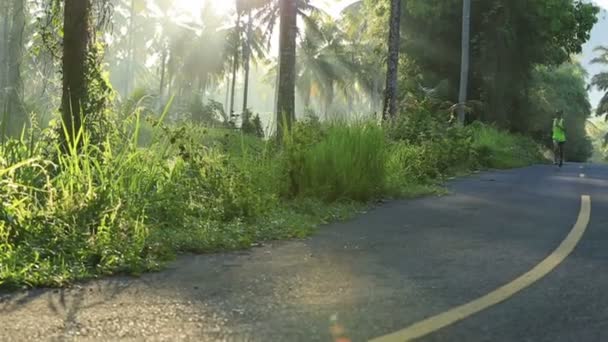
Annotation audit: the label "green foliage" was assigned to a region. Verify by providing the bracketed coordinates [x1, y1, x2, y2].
[389, 100, 476, 173]
[388, 99, 452, 144]
[84, 43, 114, 126]
[241, 109, 265, 138]
[470, 122, 544, 169]
[189, 98, 227, 126]
[528, 63, 593, 162]
[591, 46, 608, 120]
[0, 119, 274, 288]
[0, 102, 545, 289]
[587, 119, 608, 162]
[396, 0, 599, 130]
[1, 131, 157, 287]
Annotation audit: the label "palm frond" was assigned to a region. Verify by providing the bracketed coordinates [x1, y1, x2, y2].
[593, 46, 608, 54]
[259, 5, 279, 48]
[591, 56, 608, 65]
[598, 92, 608, 118]
[341, 0, 363, 15]
[592, 72, 608, 91]
[299, 12, 325, 41]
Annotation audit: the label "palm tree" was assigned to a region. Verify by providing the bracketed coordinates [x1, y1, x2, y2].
[228, 9, 242, 118]
[242, 7, 254, 112]
[222, 6, 268, 121]
[239, 0, 267, 112]
[149, 0, 193, 100]
[221, 0, 269, 119]
[105, 0, 156, 99]
[592, 46, 608, 119]
[276, 0, 297, 134]
[382, 0, 401, 120]
[254, 0, 323, 134]
[339, 1, 384, 113]
[296, 14, 355, 118]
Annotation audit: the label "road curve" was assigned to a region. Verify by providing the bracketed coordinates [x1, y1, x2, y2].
[1, 163, 607, 342]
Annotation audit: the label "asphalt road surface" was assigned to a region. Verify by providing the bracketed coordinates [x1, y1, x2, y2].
[1, 163, 607, 342]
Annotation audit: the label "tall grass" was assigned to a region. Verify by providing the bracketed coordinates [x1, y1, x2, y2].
[0, 114, 275, 288]
[289, 122, 386, 201]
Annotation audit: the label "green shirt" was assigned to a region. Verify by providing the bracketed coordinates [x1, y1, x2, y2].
[553, 118, 566, 142]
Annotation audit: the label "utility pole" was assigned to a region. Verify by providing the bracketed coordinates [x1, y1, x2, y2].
[458, 0, 471, 125]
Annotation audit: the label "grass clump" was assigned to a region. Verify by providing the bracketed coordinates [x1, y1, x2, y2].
[284, 121, 386, 201]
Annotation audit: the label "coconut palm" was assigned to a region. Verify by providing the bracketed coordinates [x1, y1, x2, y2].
[224, 2, 268, 117]
[105, 0, 157, 98]
[253, 0, 324, 134]
[297, 14, 355, 118]
[339, 1, 384, 113]
[592, 46, 608, 119]
[238, 0, 267, 111]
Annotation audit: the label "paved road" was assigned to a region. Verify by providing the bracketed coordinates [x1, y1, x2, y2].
[1, 164, 607, 342]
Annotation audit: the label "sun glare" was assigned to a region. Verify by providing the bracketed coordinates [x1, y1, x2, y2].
[173, 0, 234, 17]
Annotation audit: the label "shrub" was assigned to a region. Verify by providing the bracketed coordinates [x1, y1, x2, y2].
[469, 122, 544, 168]
[388, 98, 451, 144]
[241, 109, 265, 138]
[387, 99, 476, 179]
[189, 98, 227, 126]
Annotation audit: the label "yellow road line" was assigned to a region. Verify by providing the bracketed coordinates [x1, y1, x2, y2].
[371, 195, 591, 342]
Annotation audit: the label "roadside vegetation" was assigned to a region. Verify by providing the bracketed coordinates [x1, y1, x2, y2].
[0, 102, 544, 288]
[0, 0, 601, 289]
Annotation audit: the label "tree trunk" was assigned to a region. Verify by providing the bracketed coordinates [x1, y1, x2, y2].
[61, 0, 91, 143]
[303, 86, 311, 109]
[347, 93, 353, 115]
[167, 65, 174, 99]
[224, 75, 230, 115]
[324, 85, 334, 120]
[6, 0, 25, 124]
[198, 75, 208, 106]
[125, 0, 136, 96]
[159, 46, 167, 100]
[0, 4, 10, 115]
[229, 14, 241, 119]
[273, 68, 279, 116]
[276, 0, 297, 137]
[369, 78, 379, 115]
[457, 0, 471, 125]
[242, 8, 253, 112]
[382, 0, 401, 121]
